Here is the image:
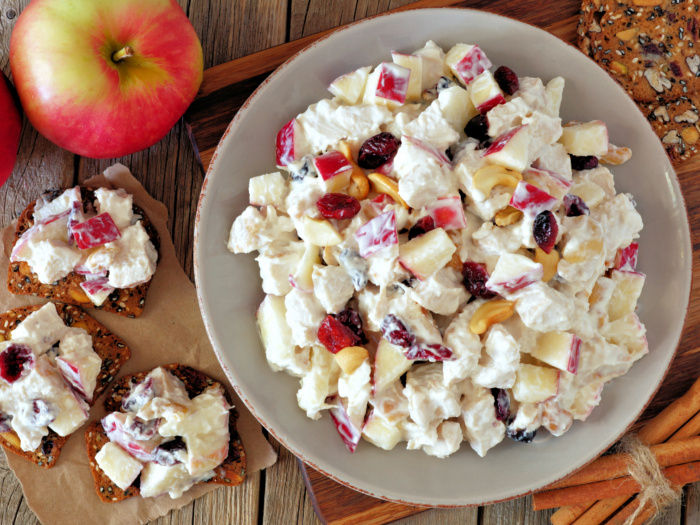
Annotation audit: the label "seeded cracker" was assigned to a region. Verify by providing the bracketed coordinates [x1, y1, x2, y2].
[85, 364, 246, 503]
[0, 303, 131, 468]
[7, 187, 161, 318]
[578, 0, 700, 161]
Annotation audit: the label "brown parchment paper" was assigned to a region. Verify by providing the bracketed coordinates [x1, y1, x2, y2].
[1, 163, 277, 525]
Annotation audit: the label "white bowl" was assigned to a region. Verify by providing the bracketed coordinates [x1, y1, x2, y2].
[194, 8, 691, 506]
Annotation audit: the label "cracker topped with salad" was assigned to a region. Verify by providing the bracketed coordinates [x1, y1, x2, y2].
[0, 302, 131, 467]
[8, 186, 160, 318]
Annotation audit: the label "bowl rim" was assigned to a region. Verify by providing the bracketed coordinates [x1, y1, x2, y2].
[193, 6, 692, 507]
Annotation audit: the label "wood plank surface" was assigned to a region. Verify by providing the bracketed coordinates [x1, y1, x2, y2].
[0, 1, 699, 525]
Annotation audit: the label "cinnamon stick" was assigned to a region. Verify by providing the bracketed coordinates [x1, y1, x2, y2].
[668, 410, 700, 443]
[544, 436, 700, 490]
[637, 377, 700, 445]
[532, 461, 700, 510]
[550, 502, 592, 525]
[545, 377, 700, 524]
[604, 497, 642, 525]
[568, 496, 631, 525]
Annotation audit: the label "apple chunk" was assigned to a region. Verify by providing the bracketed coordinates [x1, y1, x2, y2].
[362, 411, 402, 450]
[256, 294, 308, 377]
[560, 121, 609, 157]
[482, 125, 531, 173]
[327, 395, 362, 453]
[512, 363, 560, 404]
[355, 211, 398, 258]
[608, 270, 645, 322]
[290, 242, 321, 292]
[365, 62, 411, 107]
[373, 338, 413, 394]
[427, 196, 467, 230]
[313, 150, 353, 192]
[531, 331, 582, 374]
[485, 253, 543, 295]
[297, 215, 342, 247]
[509, 181, 558, 217]
[276, 118, 307, 167]
[328, 66, 371, 104]
[399, 228, 456, 280]
[614, 242, 639, 271]
[470, 71, 506, 114]
[391, 51, 423, 101]
[445, 44, 492, 86]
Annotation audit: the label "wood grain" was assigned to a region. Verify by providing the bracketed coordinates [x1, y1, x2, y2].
[1, 0, 700, 524]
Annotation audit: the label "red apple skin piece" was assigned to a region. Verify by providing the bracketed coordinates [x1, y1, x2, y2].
[455, 46, 492, 85]
[80, 277, 114, 296]
[509, 181, 558, 216]
[71, 212, 121, 249]
[375, 62, 410, 104]
[614, 242, 639, 271]
[0, 72, 21, 187]
[428, 196, 467, 230]
[327, 395, 362, 453]
[483, 125, 527, 156]
[276, 119, 300, 167]
[476, 93, 506, 114]
[313, 150, 353, 180]
[568, 335, 582, 374]
[9, 0, 203, 159]
[355, 211, 398, 258]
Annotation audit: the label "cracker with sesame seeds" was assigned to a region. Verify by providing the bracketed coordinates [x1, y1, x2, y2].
[578, 0, 700, 160]
[579, 0, 700, 104]
[85, 364, 246, 503]
[7, 187, 161, 318]
[0, 303, 131, 468]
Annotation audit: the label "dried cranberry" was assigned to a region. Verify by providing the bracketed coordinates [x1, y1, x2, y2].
[0, 412, 12, 433]
[318, 315, 361, 354]
[570, 155, 599, 171]
[506, 418, 537, 443]
[405, 344, 453, 361]
[533, 210, 558, 254]
[563, 194, 590, 217]
[316, 193, 361, 220]
[125, 418, 160, 440]
[122, 377, 154, 413]
[26, 400, 57, 427]
[464, 114, 490, 142]
[0, 343, 34, 384]
[494, 66, 519, 96]
[357, 132, 401, 169]
[408, 216, 436, 240]
[153, 437, 187, 466]
[380, 314, 415, 348]
[462, 262, 497, 299]
[335, 308, 368, 344]
[491, 388, 511, 423]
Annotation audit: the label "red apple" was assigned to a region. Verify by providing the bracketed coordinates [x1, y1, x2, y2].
[9, 0, 203, 159]
[0, 72, 21, 186]
[354, 211, 397, 258]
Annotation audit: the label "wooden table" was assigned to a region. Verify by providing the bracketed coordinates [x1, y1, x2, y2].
[1, 1, 699, 524]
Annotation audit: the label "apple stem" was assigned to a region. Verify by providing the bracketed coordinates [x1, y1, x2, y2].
[112, 46, 134, 63]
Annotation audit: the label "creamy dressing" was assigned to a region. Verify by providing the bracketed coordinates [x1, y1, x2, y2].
[228, 40, 646, 458]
